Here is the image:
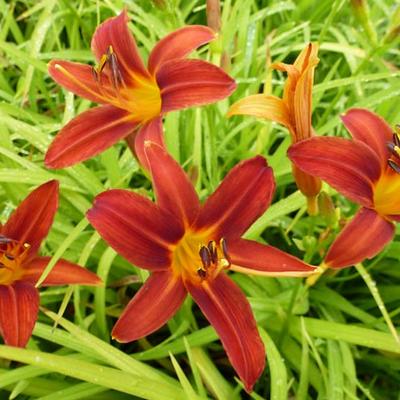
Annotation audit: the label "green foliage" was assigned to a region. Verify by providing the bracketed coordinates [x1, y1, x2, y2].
[0, 0, 399, 399]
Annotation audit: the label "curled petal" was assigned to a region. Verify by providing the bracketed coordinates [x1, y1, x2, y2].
[91, 10, 149, 82]
[112, 271, 186, 342]
[87, 189, 184, 271]
[228, 238, 315, 276]
[45, 105, 137, 169]
[325, 207, 395, 269]
[293, 48, 319, 140]
[158, 59, 236, 113]
[227, 95, 293, 133]
[133, 117, 165, 171]
[148, 25, 215, 73]
[194, 156, 275, 239]
[341, 108, 393, 167]
[0, 281, 39, 347]
[22, 256, 101, 287]
[288, 137, 381, 207]
[2, 180, 58, 256]
[48, 60, 113, 104]
[144, 142, 200, 225]
[185, 274, 265, 392]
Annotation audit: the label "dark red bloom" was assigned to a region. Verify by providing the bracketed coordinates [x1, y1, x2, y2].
[87, 142, 315, 391]
[0, 181, 101, 347]
[46, 10, 236, 169]
[288, 108, 398, 268]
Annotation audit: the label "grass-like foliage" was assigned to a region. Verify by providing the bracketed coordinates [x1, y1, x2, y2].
[0, 0, 400, 399]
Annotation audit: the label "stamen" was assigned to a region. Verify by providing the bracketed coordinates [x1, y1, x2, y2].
[199, 245, 211, 270]
[0, 235, 13, 244]
[107, 46, 124, 90]
[388, 159, 400, 174]
[207, 241, 218, 264]
[219, 238, 231, 265]
[197, 268, 207, 280]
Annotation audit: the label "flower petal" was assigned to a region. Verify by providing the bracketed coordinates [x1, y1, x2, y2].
[227, 94, 293, 133]
[293, 45, 319, 140]
[91, 10, 149, 82]
[144, 141, 200, 225]
[87, 189, 183, 271]
[22, 256, 101, 287]
[228, 238, 315, 276]
[2, 180, 58, 256]
[0, 281, 39, 347]
[112, 271, 186, 342]
[157, 59, 236, 113]
[185, 274, 265, 392]
[341, 108, 392, 167]
[48, 60, 113, 104]
[325, 207, 395, 269]
[133, 117, 165, 171]
[148, 25, 215, 73]
[288, 137, 381, 207]
[194, 156, 275, 239]
[45, 105, 137, 169]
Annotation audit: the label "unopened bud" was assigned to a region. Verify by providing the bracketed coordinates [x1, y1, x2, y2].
[206, 0, 221, 32]
[318, 192, 337, 227]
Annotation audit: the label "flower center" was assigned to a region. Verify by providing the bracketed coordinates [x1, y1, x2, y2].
[386, 128, 400, 174]
[93, 46, 162, 122]
[171, 231, 231, 284]
[0, 236, 30, 285]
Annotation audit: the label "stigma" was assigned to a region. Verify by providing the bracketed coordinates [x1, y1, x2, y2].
[196, 239, 231, 281]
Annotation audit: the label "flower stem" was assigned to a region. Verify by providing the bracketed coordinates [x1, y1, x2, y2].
[355, 263, 400, 344]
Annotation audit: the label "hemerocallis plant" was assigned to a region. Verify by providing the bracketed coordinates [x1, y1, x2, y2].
[288, 108, 398, 269]
[87, 141, 315, 392]
[228, 43, 322, 214]
[0, 180, 101, 347]
[46, 10, 236, 169]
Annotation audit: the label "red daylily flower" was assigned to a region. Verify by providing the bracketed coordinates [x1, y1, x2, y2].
[288, 108, 398, 268]
[0, 180, 101, 347]
[87, 142, 315, 391]
[228, 44, 321, 213]
[46, 10, 236, 169]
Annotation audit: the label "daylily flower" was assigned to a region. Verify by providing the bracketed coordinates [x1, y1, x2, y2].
[46, 10, 236, 169]
[288, 108, 399, 269]
[87, 142, 315, 391]
[0, 180, 101, 347]
[228, 43, 321, 213]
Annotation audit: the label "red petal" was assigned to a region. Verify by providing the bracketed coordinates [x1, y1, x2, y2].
[2, 180, 58, 256]
[342, 108, 392, 167]
[112, 271, 186, 342]
[325, 207, 395, 269]
[22, 256, 101, 287]
[228, 238, 315, 276]
[134, 117, 165, 171]
[185, 274, 265, 392]
[144, 142, 200, 225]
[288, 137, 381, 207]
[148, 25, 215, 73]
[157, 59, 236, 113]
[91, 10, 149, 83]
[194, 156, 275, 239]
[48, 60, 113, 104]
[45, 105, 137, 169]
[87, 189, 183, 271]
[0, 281, 39, 347]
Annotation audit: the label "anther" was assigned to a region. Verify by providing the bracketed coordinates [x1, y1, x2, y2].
[0, 235, 13, 245]
[4, 253, 14, 260]
[388, 159, 400, 174]
[207, 241, 218, 264]
[199, 246, 211, 270]
[197, 268, 207, 280]
[219, 238, 231, 265]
